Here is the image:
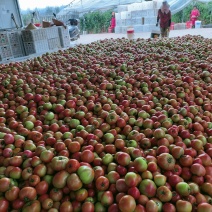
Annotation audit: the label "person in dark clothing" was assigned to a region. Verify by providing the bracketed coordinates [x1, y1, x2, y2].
[156, 1, 171, 38]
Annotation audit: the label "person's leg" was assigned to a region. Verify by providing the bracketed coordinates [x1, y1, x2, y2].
[160, 28, 165, 37]
[164, 28, 169, 37]
[191, 19, 195, 28]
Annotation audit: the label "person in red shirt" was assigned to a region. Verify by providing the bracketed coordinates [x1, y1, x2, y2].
[190, 6, 200, 28]
[110, 12, 116, 33]
[156, 1, 171, 38]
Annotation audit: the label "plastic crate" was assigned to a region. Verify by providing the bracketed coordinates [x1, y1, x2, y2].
[120, 19, 126, 26]
[59, 36, 70, 48]
[134, 25, 144, 33]
[142, 10, 148, 17]
[0, 32, 9, 46]
[21, 29, 47, 42]
[151, 30, 161, 38]
[132, 18, 143, 25]
[24, 40, 49, 55]
[143, 1, 154, 10]
[0, 45, 13, 61]
[120, 11, 127, 20]
[8, 31, 20, 45]
[118, 5, 128, 13]
[126, 19, 132, 26]
[148, 24, 159, 32]
[134, 3, 143, 11]
[116, 19, 122, 26]
[131, 11, 142, 18]
[126, 12, 131, 19]
[58, 26, 70, 48]
[58, 26, 70, 38]
[45, 27, 59, 39]
[147, 9, 156, 17]
[144, 16, 157, 25]
[122, 26, 128, 33]
[48, 37, 61, 50]
[11, 43, 24, 58]
[115, 26, 122, 34]
[115, 13, 121, 20]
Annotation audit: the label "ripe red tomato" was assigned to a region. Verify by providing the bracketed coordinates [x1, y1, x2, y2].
[5, 186, 20, 201]
[157, 153, 175, 171]
[81, 201, 94, 212]
[22, 200, 41, 212]
[118, 195, 136, 212]
[19, 187, 37, 202]
[95, 176, 110, 191]
[60, 201, 73, 212]
[0, 197, 9, 212]
[29, 174, 41, 187]
[35, 180, 49, 195]
[49, 188, 63, 202]
[0, 177, 11, 192]
[42, 198, 54, 210]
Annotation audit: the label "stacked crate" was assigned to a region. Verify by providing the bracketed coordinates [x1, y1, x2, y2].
[117, 5, 128, 13]
[8, 31, 24, 58]
[0, 32, 13, 62]
[22, 29, 49, 55]
[115, 0, 163, 33]
[58, 26, 70, 48]
[45, 27, 61, 50]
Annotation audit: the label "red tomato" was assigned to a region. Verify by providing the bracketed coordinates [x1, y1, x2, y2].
[0, 177, 11, 192]
[0, 197, 9, 212]
[22, 200, 41, 212]
[29, 174, 41, 187]
[19, 187, 37, 202]
[12, 198, 25, 210]
[60, 201, 73, 212]
[5, 186, 20, 201]
[49, 188, 63, 202]
[119, 195, 136, 212]
[35, 180, 49, 195]
[81, 201, 94, 212]
[42, 198, 54, 210]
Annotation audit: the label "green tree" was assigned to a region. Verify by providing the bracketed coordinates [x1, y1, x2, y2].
[172, 1, 212, 25]
[80, 10, 113, 33]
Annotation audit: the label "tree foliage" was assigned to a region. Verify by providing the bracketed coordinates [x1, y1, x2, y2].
[80, 10, 113, 33]
[172, 1, 212, 25]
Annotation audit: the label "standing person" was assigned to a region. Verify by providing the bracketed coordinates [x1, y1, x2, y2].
[110, 12, 116, 33]
[156, 1, 171, 38]
[190, 6, 200, 28]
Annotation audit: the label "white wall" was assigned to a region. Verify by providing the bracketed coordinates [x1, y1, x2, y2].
[0, 0, 23, 29]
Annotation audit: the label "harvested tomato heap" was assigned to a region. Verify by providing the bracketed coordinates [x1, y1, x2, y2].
[0, 35, 212, 212]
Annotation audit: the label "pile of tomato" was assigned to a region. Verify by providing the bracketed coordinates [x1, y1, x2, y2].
[0, 35, 212, 211]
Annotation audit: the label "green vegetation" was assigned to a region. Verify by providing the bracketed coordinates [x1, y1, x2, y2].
[172, 1, 212, 25]
[80, 10, 113, 33]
